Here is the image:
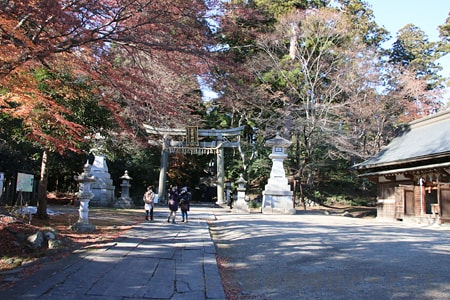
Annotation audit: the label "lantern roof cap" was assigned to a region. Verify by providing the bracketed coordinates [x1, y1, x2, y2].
[265, 133, 291, 148]
[120, 170, 133, 180]
[236, 173, 247, 184]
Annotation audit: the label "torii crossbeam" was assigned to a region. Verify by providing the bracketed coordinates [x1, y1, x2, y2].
[143, 125, 244, 204]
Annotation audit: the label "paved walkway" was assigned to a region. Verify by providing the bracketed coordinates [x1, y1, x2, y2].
[0, 207, 225, 300]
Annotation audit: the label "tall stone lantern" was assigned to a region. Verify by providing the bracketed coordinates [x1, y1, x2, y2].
[262, 134, 295, 214]
[71, 161, 96, 232]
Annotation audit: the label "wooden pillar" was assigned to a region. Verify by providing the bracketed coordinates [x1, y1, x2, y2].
[158, 136, 169, 203]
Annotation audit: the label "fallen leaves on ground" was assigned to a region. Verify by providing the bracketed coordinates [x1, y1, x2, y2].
[216, 254, 242, 300]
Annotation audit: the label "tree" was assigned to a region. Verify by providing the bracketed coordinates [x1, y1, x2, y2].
[388, 24, 445, 116]
[1, 0, 220, 217]
[254, 0, 330, 17]
[251, 8, 369, 178]
[213, 1, 449, 199]
[390, 24, 442, 83]
[1, 0, 220, 128]
[0, 113, 42, 193]
[438, 12, 450, 92]
[214, 2, 401, 202]
[211, 1, 391, 193]
[438, 12, 450, 53]
[334, 0, 389, 47]
[26, 67, 118, 217]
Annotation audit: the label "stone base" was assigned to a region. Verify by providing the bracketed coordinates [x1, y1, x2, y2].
[90, 187, 115, 207]
[70, 222, 96, 233]
[114, 197, 133, 209]
[262, 207, 296, 215]
[262, 190, 295, 214]
[233, 199, 250, 213]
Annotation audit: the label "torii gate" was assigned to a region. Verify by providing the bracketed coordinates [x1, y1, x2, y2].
[143, 125, 244, 204]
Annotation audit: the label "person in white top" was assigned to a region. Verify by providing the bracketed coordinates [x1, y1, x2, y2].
[143, 186, 155, 221]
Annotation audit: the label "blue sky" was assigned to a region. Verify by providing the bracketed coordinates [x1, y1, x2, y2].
[367, 0, 450, 79]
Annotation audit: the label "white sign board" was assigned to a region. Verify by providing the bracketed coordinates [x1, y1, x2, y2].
[16, 172, 34, 192]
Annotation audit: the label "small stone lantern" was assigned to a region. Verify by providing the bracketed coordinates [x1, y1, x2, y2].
[233, 174, 249, 213]
[71, 161, 96, 232]
[114, 170, 133, 208]
[262, 133, 295, 214]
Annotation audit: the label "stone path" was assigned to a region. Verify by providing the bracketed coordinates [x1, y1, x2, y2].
[0, 208, 225, 300]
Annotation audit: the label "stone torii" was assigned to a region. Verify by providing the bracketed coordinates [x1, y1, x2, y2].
[143, 125, 244, 204]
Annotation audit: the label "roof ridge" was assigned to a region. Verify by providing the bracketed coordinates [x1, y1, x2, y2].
[409, 109, 450, 128]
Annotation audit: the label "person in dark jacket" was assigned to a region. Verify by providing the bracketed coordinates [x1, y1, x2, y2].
[179, 187, 191, 222]
[167, 186, 179, 224]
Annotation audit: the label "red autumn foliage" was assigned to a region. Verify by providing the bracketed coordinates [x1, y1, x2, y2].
[0, 0, 222, 153]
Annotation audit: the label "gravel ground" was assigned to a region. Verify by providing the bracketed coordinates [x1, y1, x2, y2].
[209, 210, 450, 300]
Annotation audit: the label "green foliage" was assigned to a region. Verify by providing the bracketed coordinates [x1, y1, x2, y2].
[334, 0, 389, 47]
[0, 114, 42, 179]
[305, 159, 376, 206]
[249, 200, 261, 209]
[34, 68, 117, 133]
[438, 13, 450, 52]
[255, 0, 329, 17]
[246, 153, 271, 190]
[389, 24, 443, 89]
[107, 145, 160, 197]
[0, 99, 42, 178]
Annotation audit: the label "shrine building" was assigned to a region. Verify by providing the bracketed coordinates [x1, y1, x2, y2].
[352, 110, 450, 225]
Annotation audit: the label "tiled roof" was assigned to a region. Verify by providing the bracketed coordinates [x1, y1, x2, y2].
[353, 110, 450, 170]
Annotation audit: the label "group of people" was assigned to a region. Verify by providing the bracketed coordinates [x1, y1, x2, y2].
[143, 185, 191, 223]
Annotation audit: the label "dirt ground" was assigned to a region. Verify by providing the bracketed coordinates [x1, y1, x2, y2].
[0, 204, 144, 291]
[215, 204, 377, 299]
[302, 203, 377, 218]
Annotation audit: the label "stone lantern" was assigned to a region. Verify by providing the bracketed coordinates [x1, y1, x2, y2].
[114, 170, 133, 208]
[71, 161, 96, 232]
[233, 174, 249, 213]
[262, 134, 295, 214]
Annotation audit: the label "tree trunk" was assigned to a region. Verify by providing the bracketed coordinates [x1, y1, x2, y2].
[36, 149, 49, 219]
[289, 23, 298, 60]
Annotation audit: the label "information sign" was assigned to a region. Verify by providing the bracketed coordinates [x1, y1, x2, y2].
[16, 172, 34, 192]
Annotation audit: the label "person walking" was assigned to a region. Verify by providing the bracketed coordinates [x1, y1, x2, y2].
[143, 186, 155, 221]
[167, 186, 179, 224]
[179, 187, 191, 223]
